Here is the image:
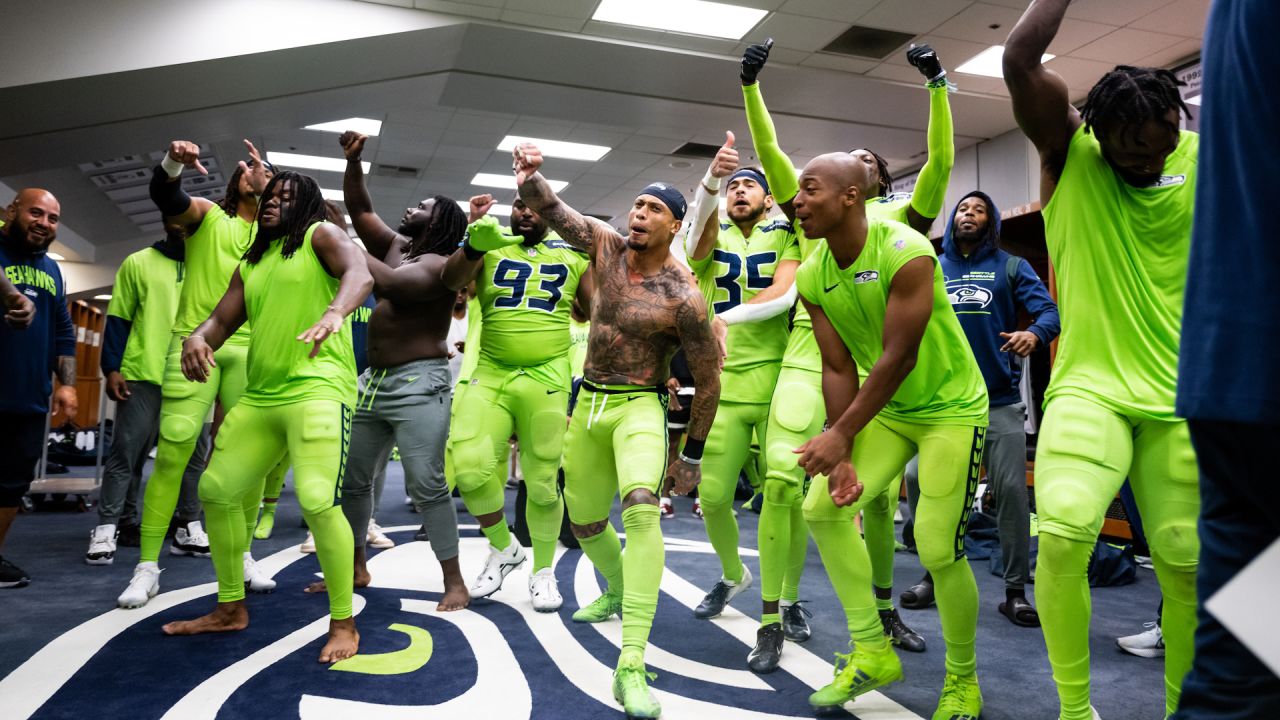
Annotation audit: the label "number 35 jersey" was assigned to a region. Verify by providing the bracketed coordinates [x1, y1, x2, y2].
[691, 218, 801, 403]
[477, 236, 589, 390]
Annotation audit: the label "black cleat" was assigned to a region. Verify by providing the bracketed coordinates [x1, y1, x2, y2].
[782, 601, 813, 642]
[900, 575, 935, 610]
[0, 556, 31, 588]
[880, 607, 927, 653]
[748, 623, 785, 673]
[693, 567, 753, 619]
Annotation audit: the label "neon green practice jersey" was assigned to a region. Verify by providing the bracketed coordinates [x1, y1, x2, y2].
[107, 247, 184, 385]
[796, 218, 987, 426]
[174, 204, 253, 344]
[238, 222, 355, 407]
[1042, 126, 1198, 420]
[691, 217, 800, 403]
[569, 318, 590, 379]
[472, 218, 588, 391]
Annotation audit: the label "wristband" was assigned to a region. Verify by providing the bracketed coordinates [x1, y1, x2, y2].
[701, 170, 721, 194]
[161, 153, 185, 178]
[679, 453, 702, 466]
[462, 242, 486, 261]
[681, 437, 706, 462]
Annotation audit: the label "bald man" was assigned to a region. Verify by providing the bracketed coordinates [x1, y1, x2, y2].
[791, 154, 988, 718]
[0, 189, 78, 588]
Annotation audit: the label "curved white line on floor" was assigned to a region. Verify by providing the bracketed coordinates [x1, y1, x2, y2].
[297, 598, 532, 719]
[159, 595, 368, 720]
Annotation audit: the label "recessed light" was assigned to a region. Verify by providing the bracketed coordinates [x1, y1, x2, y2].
[669, 160, 693, 169]
[48, 252, 66, 261]
[955, 45, 1054, 79]
[458, 200, 514, 218]
[497, 136, 611, 162]
[320, 188, 345, 202]
[304, 118, 383, 136]
[267, 152, 369, 174]
[592, 0, 767, 40]
[471, 173, 568, 193]
[94, 294, 112, 301]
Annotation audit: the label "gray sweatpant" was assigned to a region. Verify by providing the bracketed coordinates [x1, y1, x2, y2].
[99, 380, 206, 526]
[342, 358, 458, 561]
[906, 402, 1030, 589]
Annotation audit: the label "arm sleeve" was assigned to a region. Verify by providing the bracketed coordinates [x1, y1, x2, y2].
[908, 84, 955, 220]
[101, 316, 131, 374]
[683, 180, 721, 261]
[718, 282, 797, 325]
[1012, 258, 1061, 345]
[148, 165, 193, 217]
[742, 82, 799, 204]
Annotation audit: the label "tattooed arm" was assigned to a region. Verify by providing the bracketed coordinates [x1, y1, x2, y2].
[513, 142, 618, 261]
[666, 288, 721, 495]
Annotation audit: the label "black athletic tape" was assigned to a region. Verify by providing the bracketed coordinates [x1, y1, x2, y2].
[681, 437, 706, 461]
[149, 165, 192, 217]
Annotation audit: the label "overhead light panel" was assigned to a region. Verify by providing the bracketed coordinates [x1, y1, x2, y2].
[592, 0, 767, 40]
[955, 45, 1054, 79]
[471, 172, 568, 192]
[94, 294, 112, 301]
[48, 252, 66, 261]
[304, 117, 383, 136]
[497, 136, 611, 162]
[458, 200, 514, 218]
[267, 152, 369, 174]
[320, 187, 345, 202]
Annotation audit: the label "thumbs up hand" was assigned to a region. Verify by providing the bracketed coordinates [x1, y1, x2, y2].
[709, 130, 739, 180]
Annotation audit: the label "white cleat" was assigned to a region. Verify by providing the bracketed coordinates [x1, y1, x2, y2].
[529, 567, 563, 612]
[170, 521, 210, 557]
[117, 562, 161, 608]
[299, 531, 316, 554]
[85, 524, 117, 565]
[469, 541, 526, 598]
[243, 552, 276, 593]
[367, 522, 395, 549]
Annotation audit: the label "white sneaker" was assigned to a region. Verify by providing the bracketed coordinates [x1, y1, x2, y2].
[529, 567, 563, 612]
[1116, 621, 1165, 658]
[117, 562, 161, 608]
[367, 522, 395, 549]
[300, 531, 316, 554]
[470, 541, 527, 598]
[170, 521, 210, 557]
[85, 524, 117, 565]
[243, 552, 276, 593]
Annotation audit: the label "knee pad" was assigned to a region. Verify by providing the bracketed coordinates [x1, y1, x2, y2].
[763, 478, 800, 507]
[526, 409, 567, 464]
[916, 535, 960, 572]
[159, 410, 203, 448]
[294, 471, 340, 517]
[1149, 521, 1200, 573]
[525, 475, 561, 507]
[771, 379, 823, 436]
[448, 405, 498, 493]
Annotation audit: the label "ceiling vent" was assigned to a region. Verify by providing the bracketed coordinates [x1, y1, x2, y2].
[670, 142, 722, 159]
[821, 25, 916, 60]
[374, 163, 421, 179]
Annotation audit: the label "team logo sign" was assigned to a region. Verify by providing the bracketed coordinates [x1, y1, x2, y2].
[5, 529, 922, 719]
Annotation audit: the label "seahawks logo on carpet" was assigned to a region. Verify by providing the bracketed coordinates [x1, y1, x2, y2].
[4, 529, 924, 719]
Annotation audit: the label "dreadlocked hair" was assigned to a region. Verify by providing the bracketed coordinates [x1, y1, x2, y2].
[409, 195, 468, 259]
[1081, 65, 1192, 137]
[243, 171, 326, 265]
[849, 149, 894, 198]
[217, 164, 246, 217]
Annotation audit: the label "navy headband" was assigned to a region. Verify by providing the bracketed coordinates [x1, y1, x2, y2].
[727, 168, 770, 197]
[639, 182, 687, 221]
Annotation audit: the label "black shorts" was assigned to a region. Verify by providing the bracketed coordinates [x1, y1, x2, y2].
[0, 412, 47, 507]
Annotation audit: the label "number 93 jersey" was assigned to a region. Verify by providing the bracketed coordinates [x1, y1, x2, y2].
[691, 218, 801, 403]
[478, 237, 589, 378]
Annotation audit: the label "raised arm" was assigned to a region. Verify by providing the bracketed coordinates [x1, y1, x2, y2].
[687, 133, 738, 262]
[149, 140, 217, 233]
[442, 200, 522, 291]
[740, 40, 800, 220]
[1003, 0, 1082, 194]
[513, 143, 617, 260]
[182, 268, 248, 382]
[667, 289, 722, 495]
[905, 44, 955, 235]
[339, 131, 400, 260]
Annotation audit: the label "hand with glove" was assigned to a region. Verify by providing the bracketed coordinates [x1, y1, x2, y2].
[907, 43, 947, 84]
[740, 38, 774, 85]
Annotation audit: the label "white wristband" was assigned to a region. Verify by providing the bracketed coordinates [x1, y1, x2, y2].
[678, 453, 702, 466]
[701, 169, 721, 193]
[160, 154, 185, 178]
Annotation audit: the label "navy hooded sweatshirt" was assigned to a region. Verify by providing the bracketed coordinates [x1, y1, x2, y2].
[1, 229, 77, 414]
[940, 190, 1060, 407]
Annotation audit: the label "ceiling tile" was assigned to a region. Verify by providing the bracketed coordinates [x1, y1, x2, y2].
[1044, 55, 1122, 93]
[866, 61, 928, 84]
[1071, 28, 1185, 64]
[778, 0, 879, 22]
[413, 0, 501, 20]
[1046, 17, 1119, 55]
[1137, 37, 1201, 68]
[1129, 0, 1211, 37]
[446, 112, 514, 135]
[752, 13, 863, 52]
[800, 53, 878, 73]
[930, 2, 1027, 46]
[503, 0, 598, 19]
[856, 0, 973, 34]
[500, 9, 587, 32]
[1065, 0, 1177, 27]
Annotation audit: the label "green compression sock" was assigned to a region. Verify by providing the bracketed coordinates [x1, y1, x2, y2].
[1036, 533, 1095, 720]
[863, 478, 901, 606]
[578, 522, 624, 593]
[781, 500, 807, 602]
[1153, 553, 1197, 716]
[762, 612, 780, 627]
[620, 504, 664, 655]
[758, 493, 793, 603]
[305, 504, 356, 619]
[807, 517, 881, 645]
[526, 495, 564, 572]
[480, 519, 513, 553]
[931, 557, 979, 677]
[701, 499, 744, 583]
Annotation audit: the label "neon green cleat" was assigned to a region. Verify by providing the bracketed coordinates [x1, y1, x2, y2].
[931, 672, 983, 720]
[808, 642, 903, 711]
[612, 656, 661, 719]
[253, 505, 276, 540]
[572, 590, 623, 623]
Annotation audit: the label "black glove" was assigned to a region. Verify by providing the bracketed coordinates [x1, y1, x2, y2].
[907, 43, 946, 83]
[740, 38, 774, 85]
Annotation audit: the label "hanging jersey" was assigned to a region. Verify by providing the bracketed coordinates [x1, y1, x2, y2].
[174, 204, 254, 345]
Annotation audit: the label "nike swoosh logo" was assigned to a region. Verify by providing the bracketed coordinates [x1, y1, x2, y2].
[546, 389, 559, 395]
[404, 376, 419, 383]
[824, 283, 839, 293]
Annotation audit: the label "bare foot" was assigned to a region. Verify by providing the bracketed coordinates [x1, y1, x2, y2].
[437, 557, 470, 612]
[319, 617, 359, 663]
[304, 570, 371, 594]
[162, 601, 248, 635]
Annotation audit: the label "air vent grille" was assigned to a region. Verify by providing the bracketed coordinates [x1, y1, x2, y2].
[670, 142, 722, 159]
[821, 25, 915, 60]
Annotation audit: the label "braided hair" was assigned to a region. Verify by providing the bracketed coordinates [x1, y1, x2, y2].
[408, 195, 467, 259]
[217, 164, 246, 217]
[243, 171, 326, 264]
[1081, 65, 1192, 138]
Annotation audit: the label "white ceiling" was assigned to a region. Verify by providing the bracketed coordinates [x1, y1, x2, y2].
[0, 0, 1206, 288]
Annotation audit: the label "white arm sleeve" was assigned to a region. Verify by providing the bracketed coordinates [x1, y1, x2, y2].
[718, 281, 797, 325]
[683, 176, 721, 259]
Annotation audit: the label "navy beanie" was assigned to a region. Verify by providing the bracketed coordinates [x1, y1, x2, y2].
[639, 182, 687, 220]
[727, 168, 770, 197]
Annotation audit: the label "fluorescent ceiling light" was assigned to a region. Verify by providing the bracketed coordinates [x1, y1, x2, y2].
[457, 200, 514, 218]
[1185, 94, 1201, 106]
[955, 45, 1054, 79]
[304, 117, 383, 136]
[496, 136, 611, 162]
[592, 0, 766, 40]
[48, 252, 66, 261]
[471, 172, 568, 193]
[267, 151, 369, 174]
[321, 187, 345, 202]
[94, 294, 112, 301]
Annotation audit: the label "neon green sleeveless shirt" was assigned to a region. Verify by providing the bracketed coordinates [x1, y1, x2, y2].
[238, 222, 356, 407]
[1042, 126, 1198, 420]
[173, 204, 253, 344]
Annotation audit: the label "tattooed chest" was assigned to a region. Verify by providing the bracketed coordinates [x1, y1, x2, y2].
[584, 259, 683, 384]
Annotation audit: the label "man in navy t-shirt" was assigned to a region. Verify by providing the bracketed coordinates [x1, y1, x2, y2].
[1173, 1, 1280, 716]
[0, 189, 78, 588]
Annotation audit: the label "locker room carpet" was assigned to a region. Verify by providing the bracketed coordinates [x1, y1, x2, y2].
[0, 461, 1165, 720]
